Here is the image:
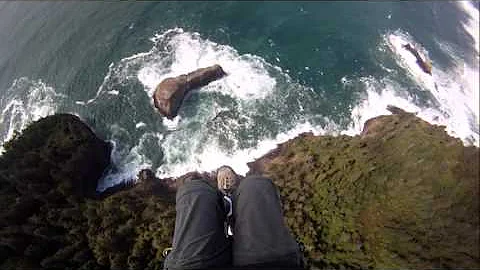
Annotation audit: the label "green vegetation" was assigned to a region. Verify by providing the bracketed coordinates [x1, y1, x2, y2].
[0, 112, 478, 269]
[85, 187, 175, 270]
[260, 112, 479, 269]
[0, 114, 175, 269]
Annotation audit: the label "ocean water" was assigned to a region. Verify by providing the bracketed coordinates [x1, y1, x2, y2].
[0, 1, 478, 191]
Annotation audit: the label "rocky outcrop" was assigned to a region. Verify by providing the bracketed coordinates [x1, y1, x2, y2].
[153, 64, 227, 119]
[361, 105, 415, 138]
[0, 114, 111, 199]
[0, 114, 112, 269]
[402, 43, 433, 75]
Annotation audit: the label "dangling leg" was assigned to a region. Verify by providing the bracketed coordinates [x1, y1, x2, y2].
[164, 178, 231, 269]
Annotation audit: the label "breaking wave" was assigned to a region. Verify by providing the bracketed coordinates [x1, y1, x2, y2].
[0, 77, 64, 153]
[343, 24, 479, 147]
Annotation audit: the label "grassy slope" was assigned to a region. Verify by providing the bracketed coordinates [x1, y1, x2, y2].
[258, 112, 479, 269]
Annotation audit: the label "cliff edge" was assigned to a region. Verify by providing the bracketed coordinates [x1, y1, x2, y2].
[0, 110, 478, 269]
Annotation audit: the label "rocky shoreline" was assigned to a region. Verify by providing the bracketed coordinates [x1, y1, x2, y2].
[0, 109, 478, 269]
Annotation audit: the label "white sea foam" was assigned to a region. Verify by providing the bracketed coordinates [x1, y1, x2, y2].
[107, 90, 120, 95]
[0, 78, 61, 153]
[376, 29, 479, 145]
[135, 122, 147, 129]
[386, 31, 436, 91]
[343, 77, 446, 136]
[162, 116, 181, 130]
[97, 128, 164, 191]
[157, 120, 337, 178]
[458, 1, 479, 56]
[85, 62, 116, 104]
[457, 0, 479, 122]
[137, 28, 277, 100]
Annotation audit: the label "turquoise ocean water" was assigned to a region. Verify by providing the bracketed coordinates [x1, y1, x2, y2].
[0, 1, 478, 190]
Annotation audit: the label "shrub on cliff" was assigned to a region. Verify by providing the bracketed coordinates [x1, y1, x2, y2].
[257, 112, 479, 269]
[0, 114, 175, 270]
[85, 183, 175, 270]
[0, 114, 111, 269]
[1, 114, 111, 199]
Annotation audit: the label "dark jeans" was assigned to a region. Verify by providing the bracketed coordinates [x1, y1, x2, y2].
[164, 176, 303, 269]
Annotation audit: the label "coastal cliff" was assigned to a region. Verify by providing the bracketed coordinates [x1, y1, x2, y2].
[0, 111, 478, 269]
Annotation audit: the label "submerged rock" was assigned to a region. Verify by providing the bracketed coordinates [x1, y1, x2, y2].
[386, 104, 411, 115]
[153, 64, 227, 119]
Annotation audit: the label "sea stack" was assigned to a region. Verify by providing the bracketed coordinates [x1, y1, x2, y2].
[153, 64, 227, 119]
[402, 43, 432, 75]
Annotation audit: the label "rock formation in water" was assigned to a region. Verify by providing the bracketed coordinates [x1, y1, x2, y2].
[0, 110, 478, 269]
[402, 43, 433, 75]
[153, 64, 227, 119]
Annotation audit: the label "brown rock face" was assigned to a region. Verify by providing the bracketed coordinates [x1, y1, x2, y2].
[361, 105, 415, 138]
[402, 43, 432, 75]
[153, 64, 226, 119]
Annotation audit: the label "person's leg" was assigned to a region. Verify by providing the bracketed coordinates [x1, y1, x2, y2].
[164, 179, 231, 270]
[232, 176, 303, 268]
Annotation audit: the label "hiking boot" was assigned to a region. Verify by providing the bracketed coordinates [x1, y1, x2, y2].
[217, 165, 238, 195]
[162, 247, 172, 258]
